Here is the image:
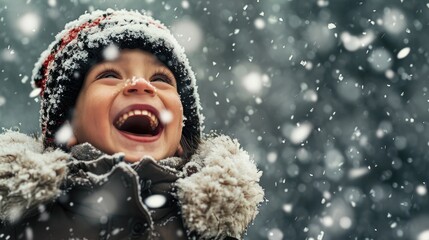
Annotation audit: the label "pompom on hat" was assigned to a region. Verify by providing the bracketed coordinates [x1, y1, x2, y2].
[31, 9, 203, 153]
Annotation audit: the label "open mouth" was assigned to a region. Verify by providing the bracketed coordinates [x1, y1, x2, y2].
[114, 106, 163, 137]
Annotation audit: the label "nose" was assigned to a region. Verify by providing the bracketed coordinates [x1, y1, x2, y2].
[123, 77, 156, 96]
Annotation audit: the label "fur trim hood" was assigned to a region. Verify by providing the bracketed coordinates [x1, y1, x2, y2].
[0, 131, 264, 239]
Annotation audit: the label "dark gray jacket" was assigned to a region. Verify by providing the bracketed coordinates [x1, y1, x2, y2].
[0, 132, 264, 239]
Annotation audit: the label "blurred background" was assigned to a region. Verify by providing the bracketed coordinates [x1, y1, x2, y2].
[1, 0, 429, 239]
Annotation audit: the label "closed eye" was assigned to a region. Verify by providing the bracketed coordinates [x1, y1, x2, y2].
[150, 67, 176, 87]
[150, 74, 172, 84]
[96, 69, 122, 80]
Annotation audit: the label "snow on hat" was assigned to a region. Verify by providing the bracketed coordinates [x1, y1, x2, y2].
[31, 8, 203, 151]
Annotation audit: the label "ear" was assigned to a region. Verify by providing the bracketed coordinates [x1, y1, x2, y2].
[175, 144, 184, 157]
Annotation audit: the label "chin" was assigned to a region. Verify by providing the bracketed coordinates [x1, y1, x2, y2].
[123, 155, 145, 163]
[123, 152, 159, 162]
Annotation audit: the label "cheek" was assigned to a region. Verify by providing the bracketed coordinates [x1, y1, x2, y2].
[73, 89, 111, 139]
[166, 95, 183, 152]
[72, 99, 88, 141]
[171, 95, 183, 127]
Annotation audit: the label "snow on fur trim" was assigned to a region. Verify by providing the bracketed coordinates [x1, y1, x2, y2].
[0, 132, 263, 237]
[0, 131, 68, 223]
[176, 135, 264, 239]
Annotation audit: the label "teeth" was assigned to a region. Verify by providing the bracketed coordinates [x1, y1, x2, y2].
[115, 109, 159, 130]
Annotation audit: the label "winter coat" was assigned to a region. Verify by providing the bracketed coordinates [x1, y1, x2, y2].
[0, 131, 264, 240]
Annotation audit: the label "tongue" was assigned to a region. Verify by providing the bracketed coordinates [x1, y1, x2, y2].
[118, 115, 155, 136]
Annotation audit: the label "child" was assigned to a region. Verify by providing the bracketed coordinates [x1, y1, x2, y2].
[0, 9, 264, 240]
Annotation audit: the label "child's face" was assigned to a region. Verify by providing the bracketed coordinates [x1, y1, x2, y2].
[72, 49, 183, 162]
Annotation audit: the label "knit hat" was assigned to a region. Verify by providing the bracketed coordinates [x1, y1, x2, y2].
[31, 9, 203, 152]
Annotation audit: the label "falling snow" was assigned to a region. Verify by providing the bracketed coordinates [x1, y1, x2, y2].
[1, 1, 429, 240]
[242, 72, 264, 94]
[268, 228, 284, 240]
[416, 185, 427, 196]
[254, 18, 266, 29]
[159, 109, 173, 125]
[54, 121, 73, 145]
[327, 23, 336, 29]
[418, 230, 429, 240]
[29, 88, 42, 98]
[397, 47, 411, 59]
[0, 96, 5, 107]
[17, 12, 40, 36]
[144, 194, 167, 209]
[288, 122, 313, 144]
[171, 18, 203, 53]
[102, 44, 120, 61]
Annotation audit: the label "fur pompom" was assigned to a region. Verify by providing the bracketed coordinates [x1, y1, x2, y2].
[176, 135, 264, 239]
[0, 131, 69, 222]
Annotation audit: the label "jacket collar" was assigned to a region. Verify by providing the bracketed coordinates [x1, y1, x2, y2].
[0, 131, 264, 239]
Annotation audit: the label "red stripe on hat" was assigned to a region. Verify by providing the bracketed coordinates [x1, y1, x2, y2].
[37, 15, 108, 96]
[38, 15, 108, 137]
